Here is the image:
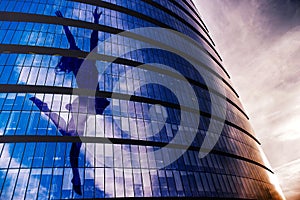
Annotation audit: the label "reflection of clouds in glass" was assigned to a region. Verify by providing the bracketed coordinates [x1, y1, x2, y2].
[1, 1, 104, 198]
[0, 145, 17, 168]
[0, 145, 49, 199]
[89, 147, 153, 197]
[145, 104, 167, 137]
[18, 66, 29, 84]
[16, 62, 75, 87]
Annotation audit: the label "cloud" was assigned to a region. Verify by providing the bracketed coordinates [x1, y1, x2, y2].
[274, 159, 300, 200]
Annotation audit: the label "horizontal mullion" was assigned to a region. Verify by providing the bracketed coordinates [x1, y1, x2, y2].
[0, 84, 259, 145]
[181, 1, 205, 28]
[139, 0, 229, 77]
[0, 11, 121, 34]
[0, 12, 238, 97]
[0, 42, 244, 116]
[141, 0, 208, 35]
[141, 0, 217, 54]
[0, 135, 272, 173]
[70, 0, 222, 64]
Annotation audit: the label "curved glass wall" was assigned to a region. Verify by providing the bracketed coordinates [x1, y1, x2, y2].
[0, 0, 283, 199]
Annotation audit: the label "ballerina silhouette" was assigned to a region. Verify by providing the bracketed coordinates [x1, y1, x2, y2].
[30, 8, 109, 195]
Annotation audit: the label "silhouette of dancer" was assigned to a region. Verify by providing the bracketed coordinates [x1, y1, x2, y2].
[55, 9, 109, 114]
[30, 8, 109, 196]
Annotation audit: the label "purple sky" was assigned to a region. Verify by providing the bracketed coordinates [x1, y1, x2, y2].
[195, 1, 300, 199]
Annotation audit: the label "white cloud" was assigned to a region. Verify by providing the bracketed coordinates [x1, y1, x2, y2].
[274, 159, 300, 200]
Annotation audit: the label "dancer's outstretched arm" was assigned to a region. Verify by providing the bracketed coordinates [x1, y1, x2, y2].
[90, 8, 102, 51]
[55, 10, 78, 50]
[30, 97, 68, 135]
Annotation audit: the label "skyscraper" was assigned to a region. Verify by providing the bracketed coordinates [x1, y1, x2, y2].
[0, 0, 284, 199]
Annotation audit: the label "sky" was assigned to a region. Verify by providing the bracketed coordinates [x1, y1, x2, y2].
[195, 0, 300, 199]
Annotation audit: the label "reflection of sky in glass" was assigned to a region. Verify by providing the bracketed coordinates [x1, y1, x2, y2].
[0, 0, 282, 199]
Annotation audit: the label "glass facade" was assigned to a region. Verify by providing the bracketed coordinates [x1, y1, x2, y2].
[0, 0, 283, 199]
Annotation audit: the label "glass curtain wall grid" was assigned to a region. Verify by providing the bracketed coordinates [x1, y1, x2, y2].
[0, 0, 283, 199]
